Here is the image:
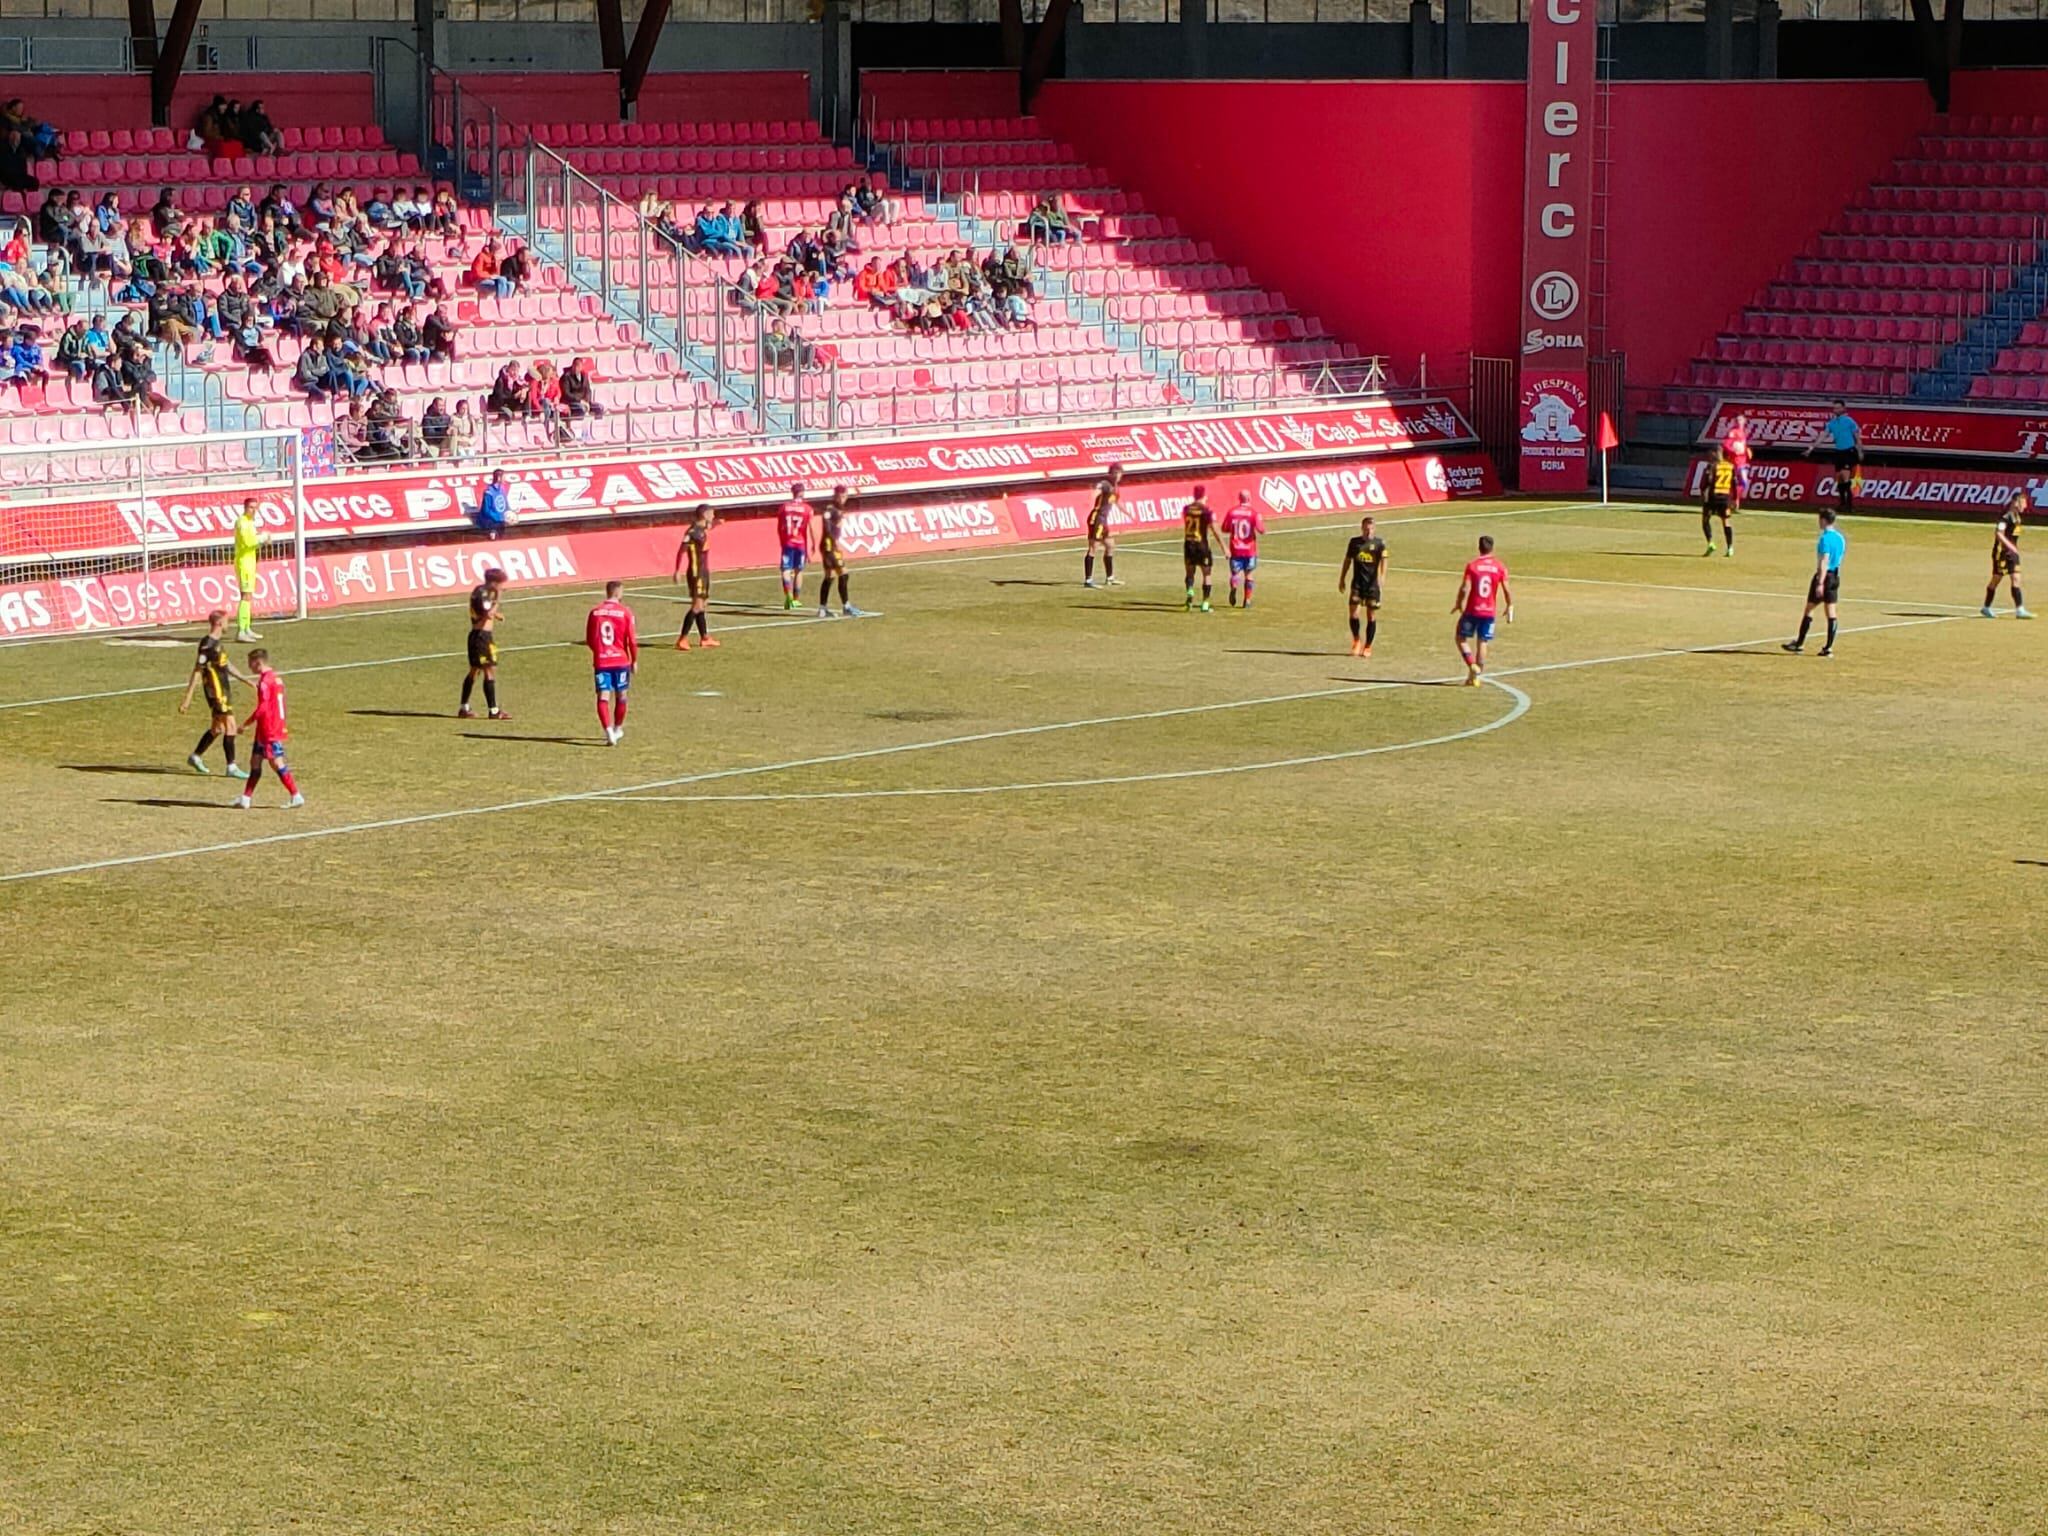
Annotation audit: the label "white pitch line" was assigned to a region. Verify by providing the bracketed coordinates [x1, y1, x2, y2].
[605, 679, 1530, 803]
[0, 611, 1964, 886]
[0, 614, 833, 712]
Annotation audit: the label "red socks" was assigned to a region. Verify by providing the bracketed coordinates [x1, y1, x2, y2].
[612, 697, 627, 726]
[596, 698, 614, 731]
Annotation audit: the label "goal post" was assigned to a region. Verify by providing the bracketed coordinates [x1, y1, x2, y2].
[0, 426, 309, 638]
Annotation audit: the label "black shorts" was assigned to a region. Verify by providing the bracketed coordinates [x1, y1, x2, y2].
[202, 677, 231, 717]
[1704, 493, 1730, 515]
[1087, 518, 1110, 543]
[687, 572, 710, 600]
[467, 629, 497, 669]
[1808, 569, 1841, 606]
[820, 547, 845, 575]
[1832, 449, 1861, 476]
[1183, 540, 1212, 571]
[1994, 549, 2021, 576]
[1350, 577, 1381, 607]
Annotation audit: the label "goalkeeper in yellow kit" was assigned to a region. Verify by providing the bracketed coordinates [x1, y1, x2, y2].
[233, 498, 263, 641]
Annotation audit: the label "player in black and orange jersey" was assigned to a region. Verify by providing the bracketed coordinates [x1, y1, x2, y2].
[1338, 515, 1388, 658]
[1180, 485, 1216, 612]
[458, 567, 510, 719]
[672, 504, 722, 650]
[177, 607, 252, 778]
[815, 484, 867, 619]
[1701, 444, 1736, 558]
[1983, 491, 2033, 620]
[1083, 463, 1123, 588]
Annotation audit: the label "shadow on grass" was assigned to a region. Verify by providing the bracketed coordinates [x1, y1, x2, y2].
[348, 708, 451, 720]
[1076, 602, 1191, 613]
[64, 763, 192, 776]
[101, 795, 234, 810]
[461, 732, 600, 748]
[1325, 676, 1465, 688]
[1231, 647, 1349, 658]
[1599, 550, 1709, 560]
[2016, 858, 2048, 869]
[989, 578, 1073, 589]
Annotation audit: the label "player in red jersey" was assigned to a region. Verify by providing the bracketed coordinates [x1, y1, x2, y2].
[585, 579, 639, 746]
[234, 649, 303, 808]
[1722, 412, 1753, 512]
[1219, 490, 1265, 609]
[1452, 535, 1513, 686]
[777, 482, 812, 611]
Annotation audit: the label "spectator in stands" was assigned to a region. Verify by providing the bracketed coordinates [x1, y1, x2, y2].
[560, 356, 601, 420]
[119, 341, 173, 415]
[223, 183, 256, 227]
[1, 99, 58, 161]
[335, 396, 371, 460]
[1000, 239, 1036, 299]
[368, 386, 414, 459]
[487, 358, 531, 418]
[393, 186, 426, 230]
[740, 199, 768, 259]
[854, 175, 890, 228]
[420, 396, 452, 455]
[468, 238, 511, 299]
[529, 359, 572, 443]
[149, 283, 199, 350]
[853, 258, 888, 310]
[692, 205, 742, 259]
[423, 301, 457, 360]
[827, 193, 861, 255]
[344, 307, 389, 366]
[1024, 193, 1072, 245]
[231, 310, 274, 374]
[364, 187, 398, 230]
[241, 100, 282, 156]
[150, 186, 186, 240]
[0, 227, 50, 313]
[429, 187, 461, 238]
[389, 305, 429, 365]
[763, 318, 818, 373]
[92, 350, 133, 413]
[651, 199, 686, 253]
[52, 318, 87, 378]
[502, 239, 533, 294]
[34, 188, 62, 245]
[194, 96, 237, 157]
[448, 397, 478, 458]
[9, 325, 47, 390]
[0, 128, 39, 193]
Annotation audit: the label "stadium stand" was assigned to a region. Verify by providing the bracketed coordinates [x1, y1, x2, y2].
[1661, 111, 2048, 415]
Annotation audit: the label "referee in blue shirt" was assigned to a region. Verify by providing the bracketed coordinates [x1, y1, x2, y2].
[1784, 508, 1847, 657]
[1804, 400, 1863, 517]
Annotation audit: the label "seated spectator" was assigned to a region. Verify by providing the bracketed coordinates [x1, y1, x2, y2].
[0, 99, 58, 161]
[853, 257, 888, 309]
[528, 358, 571, 443]
[420, 395, 452, 454]
[231, 313, 274, 373]
[468, 238, 510, 298]
[194, 95, 238, 157]
[559, 356, 602, 419]
[9, 324, 47, 390]
[149, 283, 199, 350]
[295, 333, 337, 400]
[393, 185, 427, 230]
[34, 189, 63, 245]
[763, 318, 816, 372]
[0, 128, 39, 193]
[258, 182, 297, 227]
[422, 302, 457, 360]
[304, 182, 338, 231]
[652, 199, 686, 252]
[486, 358, 530, 417]
[1024, 193, 1072, 245]
[91, 351, 134, 412]
[502, 239, 533, 293]
[429, 187, 460, 238]
[692, 205, 743, 259]
[389, 304, 429, 365]
[854, 174, 890, 227]
[335, 395, 372, 460]
[826, 193, 860, 255]
[239, 99, 282, 156]
[363, 386, 410, 460]
[54, 318, 91, 379]
[448, 396, 478, 457]
[740, 199, 768, 258]
[225, 184, 256, 229]
[119, 342, 173, 414]
[150, 186, 186, 240]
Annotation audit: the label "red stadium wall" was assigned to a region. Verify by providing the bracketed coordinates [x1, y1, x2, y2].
[454, 71, 810, 126]
[1034, 79, 1930, 391]
[862, 69, 1020, 125]
[1033, 80, 1525, 382]
[1605, 80, 1930, 393]
[18, 73, 376, 137]
[1949, 68, 2048, 116]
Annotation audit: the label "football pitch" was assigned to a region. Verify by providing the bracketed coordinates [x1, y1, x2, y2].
[4, 499, 2048, 1534]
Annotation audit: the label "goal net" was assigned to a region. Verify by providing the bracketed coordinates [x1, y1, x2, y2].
[0, 426, 308, 640]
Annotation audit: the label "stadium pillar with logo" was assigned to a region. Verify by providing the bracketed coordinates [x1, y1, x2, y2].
[1516, 0, 1598, 493]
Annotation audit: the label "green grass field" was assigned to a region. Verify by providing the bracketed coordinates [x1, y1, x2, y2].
[4, 499, 2047, 1535]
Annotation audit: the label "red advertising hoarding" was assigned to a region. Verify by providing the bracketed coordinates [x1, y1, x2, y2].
[0, 397, 1481, 563]
[1516, 0, 1598, 493]
[1683, 455, 2045, 513]
[0, 450, 1497, 639]
[1700, 399, 2048, 463]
